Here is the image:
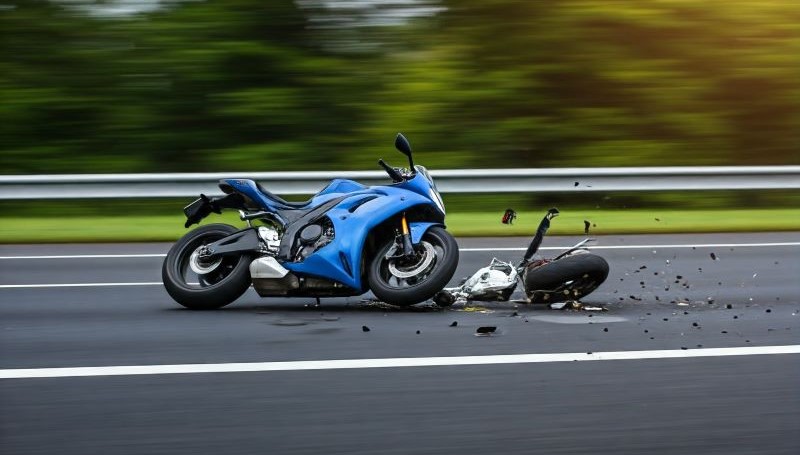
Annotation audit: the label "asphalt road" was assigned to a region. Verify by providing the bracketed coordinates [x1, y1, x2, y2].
[1, 233, 799, 454]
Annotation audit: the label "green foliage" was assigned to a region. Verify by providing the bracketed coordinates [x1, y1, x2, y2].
[1, 0, 798, 174]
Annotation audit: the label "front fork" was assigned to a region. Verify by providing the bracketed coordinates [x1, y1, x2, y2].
[400, 213, 415, 257]
[384, 213, 418, 260]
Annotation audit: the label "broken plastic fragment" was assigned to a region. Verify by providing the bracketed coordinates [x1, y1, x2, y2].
[449, 321, 458, 327]
[362, 325, 371, 332]
[710, 252, 718, 260]
[475, 326, 497, 336]
[502, 208, 517, 225]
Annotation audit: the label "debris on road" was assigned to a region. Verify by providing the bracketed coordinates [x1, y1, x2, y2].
[475, 326, 497, 336]
[362, 325, 371, 332]
[502, 208, 517, 224]
[449, 321, 458, 327]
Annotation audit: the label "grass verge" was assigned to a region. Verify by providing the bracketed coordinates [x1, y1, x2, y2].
[1, 208, 797, 243]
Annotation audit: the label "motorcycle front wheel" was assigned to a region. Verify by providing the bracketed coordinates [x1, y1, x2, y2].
[162, 224, 252, 310]
[368, 226, 459, 306]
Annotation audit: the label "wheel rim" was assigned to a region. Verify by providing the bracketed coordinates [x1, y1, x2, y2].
[378, 239, 445, 289]
[173, 232, 242, 289]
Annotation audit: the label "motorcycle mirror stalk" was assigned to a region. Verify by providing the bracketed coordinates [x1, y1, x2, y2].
[395, 133, 415, 172]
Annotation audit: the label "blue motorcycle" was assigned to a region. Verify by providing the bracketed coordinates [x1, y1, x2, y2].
[162, 134, 459, 309]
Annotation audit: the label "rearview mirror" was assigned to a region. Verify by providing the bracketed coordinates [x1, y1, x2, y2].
[394, 133, 412, 156]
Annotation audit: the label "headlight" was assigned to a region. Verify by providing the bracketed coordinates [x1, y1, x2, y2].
[429, 187, 446, 215]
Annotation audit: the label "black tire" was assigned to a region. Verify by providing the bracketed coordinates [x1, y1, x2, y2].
[162, 224, 252, 310]
[368, 226, 459, 306]
[523, 253, 609, 303]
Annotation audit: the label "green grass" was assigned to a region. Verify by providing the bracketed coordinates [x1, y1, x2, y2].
[1, 208, 797, 243]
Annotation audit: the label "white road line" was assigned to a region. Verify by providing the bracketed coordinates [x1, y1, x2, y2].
[1, 241, 798, 259]
[2, 345, 798, 379]
[0, 282, 162, 289]
[462, 241, 800, 252]
[0, 254, 166, 260]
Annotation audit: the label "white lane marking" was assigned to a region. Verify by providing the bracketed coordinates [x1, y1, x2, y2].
[0, 254, 165, 260]
[461, 241, 800, 252]
[0, 282, 162, 289]
[2, 345, 798, 379]
[1, 241, 798, 259]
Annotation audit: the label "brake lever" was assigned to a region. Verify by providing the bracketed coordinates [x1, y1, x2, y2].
[378, 159, 404, 182]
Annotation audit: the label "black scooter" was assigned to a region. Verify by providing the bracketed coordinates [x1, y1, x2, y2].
[433, 208, 609, 305]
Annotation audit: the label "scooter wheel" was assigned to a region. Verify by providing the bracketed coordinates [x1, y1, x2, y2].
[368, 226, 459, 306]
[162, 224, 252, 310]
[523, 253, 609, 303]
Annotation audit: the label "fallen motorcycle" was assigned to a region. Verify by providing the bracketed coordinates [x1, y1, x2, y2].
[433, 208, 609, 306]
[162, 134, 458, 309]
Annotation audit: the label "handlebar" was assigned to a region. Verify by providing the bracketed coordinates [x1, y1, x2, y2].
[378, 159, 404, 182]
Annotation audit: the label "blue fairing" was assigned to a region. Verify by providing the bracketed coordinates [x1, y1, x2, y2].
[286, 173, 443, 292]
[224, 172, 444, 293]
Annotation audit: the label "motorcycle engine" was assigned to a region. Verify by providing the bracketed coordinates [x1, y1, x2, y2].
[257, 225, 281, 254]
[294, 217, 335, 261]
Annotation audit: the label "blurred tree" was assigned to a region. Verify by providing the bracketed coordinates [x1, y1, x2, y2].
[0, 0, 798, 174]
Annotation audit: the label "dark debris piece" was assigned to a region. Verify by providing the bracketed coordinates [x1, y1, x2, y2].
[710, 252, 718, 260]
[574, 181, 580, 187]
[362, 325, 371, 332]
[416, 330, 421, 334]
[449, 321, 458, 327]
[476, 326, 497, 335]
[502, 208, 517, 225]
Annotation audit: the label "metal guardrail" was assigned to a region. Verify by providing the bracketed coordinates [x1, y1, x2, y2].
[1, 166, 798, 199]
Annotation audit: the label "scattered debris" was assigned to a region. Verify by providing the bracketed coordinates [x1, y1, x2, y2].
[321, 316, 340, 321]
[574, 181, 579, 187]
[710, 252, 718, 260]
[603, 328, 609, 332]
[475, 326, 497, 336]
[692, 322, 699, 327]
[502, 209, 517, 225]
[766, 309, 772, 313]
[550, 302, 569, 310]
[416, 330, 421, 334]
[726, 304, 732, 309]
[449, 321, 458, 327]
[584, 306, 606, 311]
[655, 218, 661, 222]
[677, 302, 689, 306]
[362, 325, 371, 332]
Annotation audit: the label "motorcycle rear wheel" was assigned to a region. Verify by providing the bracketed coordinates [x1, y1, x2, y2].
[162, 224, 252, 310]
[523, 253, 609, 303]
[368, 226, 459, 306]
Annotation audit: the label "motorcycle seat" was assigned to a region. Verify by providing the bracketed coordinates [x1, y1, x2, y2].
[255, 183, 310, 209]
[255, 179, 366, 210]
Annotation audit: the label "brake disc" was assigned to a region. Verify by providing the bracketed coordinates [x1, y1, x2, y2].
[388, 242, 435, 279]
[189, 247, 223, 275]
